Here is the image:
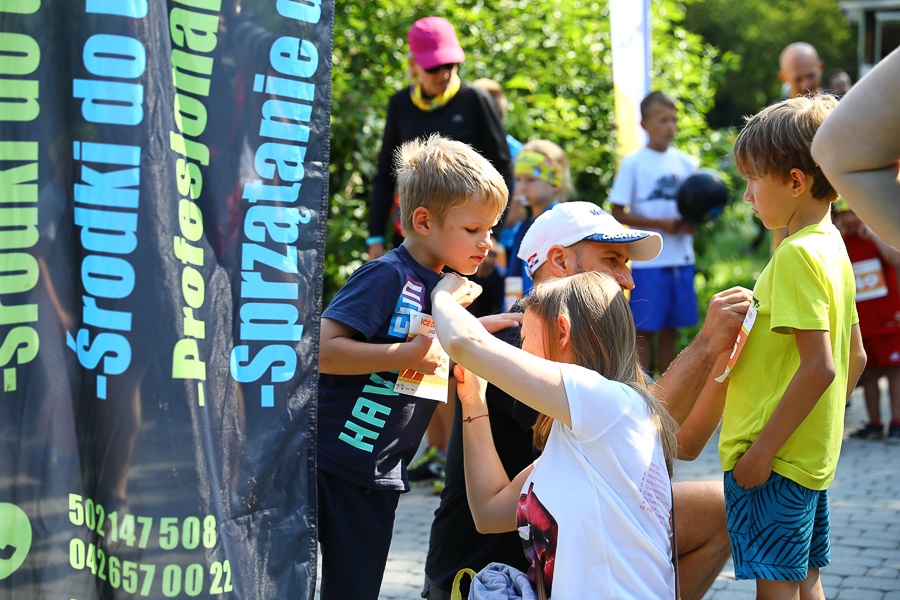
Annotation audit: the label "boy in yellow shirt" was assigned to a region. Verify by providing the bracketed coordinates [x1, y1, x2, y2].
[720, 95, 866, 598]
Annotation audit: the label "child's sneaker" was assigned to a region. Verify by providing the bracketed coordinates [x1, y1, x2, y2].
[849, 422, 884, 440]
[887, 422, 900, 444]
[408, 446, 445, 485]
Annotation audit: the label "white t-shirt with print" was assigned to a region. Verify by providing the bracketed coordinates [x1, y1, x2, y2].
[516, 362, 675, 599]
[609, 146, 697, 269]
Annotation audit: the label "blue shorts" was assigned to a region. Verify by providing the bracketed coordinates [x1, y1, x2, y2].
[629, 265, 699, 332]
[724, 470, 831, 581]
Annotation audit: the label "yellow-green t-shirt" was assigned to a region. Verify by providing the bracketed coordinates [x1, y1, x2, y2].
[719, 222, 858, 490]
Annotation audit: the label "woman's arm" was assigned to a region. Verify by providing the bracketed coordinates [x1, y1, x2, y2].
[368, 94, 403, 258]
[432, 274, 573, 426]
[455, 365, 534, 533]
[812, 48, 900, 246]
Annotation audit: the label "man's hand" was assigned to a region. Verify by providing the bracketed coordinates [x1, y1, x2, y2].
[405, 334, 445, 375]
[478, 312, 523, 334]
[433, 272, 482, 307]
[697, 286, 754, 355]
[733, 446, 773, 489]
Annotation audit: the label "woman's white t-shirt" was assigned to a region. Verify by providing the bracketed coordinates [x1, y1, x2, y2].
[516, 362, 675, 599]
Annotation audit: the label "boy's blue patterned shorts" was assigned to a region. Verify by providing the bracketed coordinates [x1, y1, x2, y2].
[724, 470, 831, 581]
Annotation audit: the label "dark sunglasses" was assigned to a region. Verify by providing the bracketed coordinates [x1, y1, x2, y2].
[424, 63, 458, 74]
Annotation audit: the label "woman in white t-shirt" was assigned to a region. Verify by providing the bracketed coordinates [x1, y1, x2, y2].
[431, 271, 679, 599]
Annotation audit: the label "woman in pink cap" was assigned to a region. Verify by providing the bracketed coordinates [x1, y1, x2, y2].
[366, 16, 513, 262]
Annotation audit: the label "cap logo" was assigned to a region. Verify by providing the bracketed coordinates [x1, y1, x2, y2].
[599, 231, 646, 241]
[525, 252, 539, 269]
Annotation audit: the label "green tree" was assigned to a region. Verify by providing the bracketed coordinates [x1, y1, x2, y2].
[327, 0, 733, 302]
[683, 0, 856, 128]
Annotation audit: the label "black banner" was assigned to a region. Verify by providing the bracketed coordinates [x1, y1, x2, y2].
[0, 1, 332, 597]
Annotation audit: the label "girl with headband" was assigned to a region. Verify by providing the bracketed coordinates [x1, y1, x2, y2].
[504, 140, 574, 309]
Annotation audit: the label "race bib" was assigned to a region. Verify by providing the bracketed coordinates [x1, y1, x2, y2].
[853, 257, 888, 301]
[715, 298, 759, 383]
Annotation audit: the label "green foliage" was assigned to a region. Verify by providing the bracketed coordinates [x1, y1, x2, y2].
[326, 0, 733, 302]
[683, 0, 856, 128]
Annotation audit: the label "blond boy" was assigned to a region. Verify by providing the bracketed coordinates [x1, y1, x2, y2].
[316, 135, 507, 600]
[721, 95, 866, 599]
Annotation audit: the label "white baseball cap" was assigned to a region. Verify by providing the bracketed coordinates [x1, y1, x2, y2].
[517, 202, 663, 278]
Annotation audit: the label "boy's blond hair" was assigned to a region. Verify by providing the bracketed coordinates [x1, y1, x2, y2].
[394, 135, 508, 237]
[520, 139, 575, 201]
[734, 94, 839, 202]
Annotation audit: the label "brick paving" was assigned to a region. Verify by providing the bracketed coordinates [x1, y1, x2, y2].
[318, 386, 900, 599]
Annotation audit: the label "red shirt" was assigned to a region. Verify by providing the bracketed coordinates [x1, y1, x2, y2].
[844, 231, 900, 337]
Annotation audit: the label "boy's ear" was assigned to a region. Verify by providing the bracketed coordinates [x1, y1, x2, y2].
[789, 168, 809, 197]
[411, 206, 433, 236]
[639, 118, 648, 132]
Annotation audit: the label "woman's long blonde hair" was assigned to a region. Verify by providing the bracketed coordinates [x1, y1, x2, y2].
[522, 272, 679, 476]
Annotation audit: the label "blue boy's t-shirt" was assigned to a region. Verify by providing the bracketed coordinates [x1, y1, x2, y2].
[318, 245, 443, 490]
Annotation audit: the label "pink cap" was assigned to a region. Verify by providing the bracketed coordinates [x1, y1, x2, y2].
[408, 17, 466, 70]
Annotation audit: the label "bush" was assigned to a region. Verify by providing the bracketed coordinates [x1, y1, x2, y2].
[326, 0, 734, 304]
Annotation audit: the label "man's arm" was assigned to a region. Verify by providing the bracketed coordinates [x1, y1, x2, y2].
[318, 317, 444, 376]
[676, 352, 729, 460]
[732, 329, 836, 489]
[651, 286, 753, 425]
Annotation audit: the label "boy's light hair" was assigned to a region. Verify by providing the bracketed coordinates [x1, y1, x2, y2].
[640, 90, 676, 119]
[734, 94, 838, 202]
[520, 139, 575, 201]
[395, 135, 508, 237]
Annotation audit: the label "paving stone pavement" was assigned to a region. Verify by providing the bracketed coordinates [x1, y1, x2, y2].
[318, 386, 900, 599]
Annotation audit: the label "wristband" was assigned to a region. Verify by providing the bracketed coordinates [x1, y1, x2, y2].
[462, 414, 489, 424]
[366, 236, 385, 247]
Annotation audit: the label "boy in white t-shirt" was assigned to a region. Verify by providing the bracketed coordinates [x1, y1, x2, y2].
[610, 91, 698, 376]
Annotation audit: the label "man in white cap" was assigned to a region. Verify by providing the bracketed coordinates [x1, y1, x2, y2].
[423, 202, 751, 600]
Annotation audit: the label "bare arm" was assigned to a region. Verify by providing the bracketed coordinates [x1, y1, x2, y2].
[676, 352, 729, 460]
[455, 365, 535, 533]
[732, 329, 836, 489]
[864, 226, 900, 268]
[318, 317, 444, 375]
[432, 274, 573, 426]
[611, 204, 684, 235]
[812, 47, 900, 246]
[652, 286, 753, 424]
[847, 322, 866, 401]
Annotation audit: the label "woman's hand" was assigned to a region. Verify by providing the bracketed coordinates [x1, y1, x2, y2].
[454, 364, 488, 412]
[433, 272, 482, 307]
[367, 242, 385, 261]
